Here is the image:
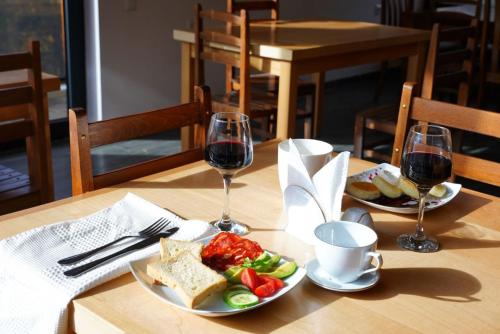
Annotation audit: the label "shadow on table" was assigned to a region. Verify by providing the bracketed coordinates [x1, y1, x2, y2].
[109, 169, 246, 190]
[376, 226, 500, 251]
[371, 191, 497, 251]
[351, 267, 481, 303]
[109, 144, 277, 191]
[206, 279, 341, 333]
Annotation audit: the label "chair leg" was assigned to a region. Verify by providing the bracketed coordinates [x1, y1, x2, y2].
[374, 61, 388, 101]
[304, 94, 314, 139]
[353, 113, 365, 158]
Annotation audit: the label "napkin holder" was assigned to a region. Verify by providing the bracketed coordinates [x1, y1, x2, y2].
[280, 146, 350, 245]
[283, 185, 326, 244]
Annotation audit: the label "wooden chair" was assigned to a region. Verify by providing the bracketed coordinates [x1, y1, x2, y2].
[68, 85, 211, 195]
[226, 0, 316, 137]
[0, 40, 54, 215]
[391, 82, 500, 187]
[374, 0, 415, 101]
[353, 19, 478, 161]
[194, 4, 278, 140]
[478, 0, 500, 106]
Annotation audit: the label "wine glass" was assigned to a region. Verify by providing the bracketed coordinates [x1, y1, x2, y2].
[205, 112, 253, 235]
[398, 124, 452, 252]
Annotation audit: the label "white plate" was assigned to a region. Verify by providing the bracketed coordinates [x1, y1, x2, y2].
[129, 253, 306, 317]
[346, 163, 461, 214]
[306, 259, 380, 292]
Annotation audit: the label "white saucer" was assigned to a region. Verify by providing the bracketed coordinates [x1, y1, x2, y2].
[305, 259, 380, 292]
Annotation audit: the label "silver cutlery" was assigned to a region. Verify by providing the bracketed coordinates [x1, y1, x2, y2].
[63, 227, 179, 277]
[58, 217, 171, 265]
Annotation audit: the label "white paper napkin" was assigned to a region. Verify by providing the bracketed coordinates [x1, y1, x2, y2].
[0, 193, 217, 334]
[283, 139, 350, 244]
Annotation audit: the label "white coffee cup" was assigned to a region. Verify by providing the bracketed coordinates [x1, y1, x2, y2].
[278, 139, 333, 191]
[314, 221, 383, 283]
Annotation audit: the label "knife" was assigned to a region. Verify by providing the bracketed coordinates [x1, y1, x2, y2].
[63, 227, 179, 277]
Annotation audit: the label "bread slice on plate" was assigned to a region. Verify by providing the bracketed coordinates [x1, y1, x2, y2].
[159, 238, 203, 261]
[147, 251, 227, 309]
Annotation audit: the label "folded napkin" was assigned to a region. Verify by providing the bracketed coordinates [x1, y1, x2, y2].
[0, 193, 217, 334]
[282, 139, 350, 244]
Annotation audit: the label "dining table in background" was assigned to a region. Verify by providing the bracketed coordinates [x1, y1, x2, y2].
[0, 140, 499, 333]
[0, 69, 61, 121]
[173, 20, 429, 142]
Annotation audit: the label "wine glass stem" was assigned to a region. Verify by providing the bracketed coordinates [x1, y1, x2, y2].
[414, 189, 429, 241]
[220, 174, 233, 230]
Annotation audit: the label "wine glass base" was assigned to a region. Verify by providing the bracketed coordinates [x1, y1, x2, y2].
[211, 219, 250, 235]
[397, 233, 439, 253]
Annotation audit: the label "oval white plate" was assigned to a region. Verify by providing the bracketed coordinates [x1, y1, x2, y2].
[129, 251, 306, 317]
[346, 163, 461, 214]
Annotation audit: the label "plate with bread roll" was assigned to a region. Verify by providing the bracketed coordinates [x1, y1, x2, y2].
[129, 232, 306, 316]
[345, 163, 461, 214]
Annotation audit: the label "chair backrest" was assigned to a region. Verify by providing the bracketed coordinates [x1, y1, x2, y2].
[0, 40, 54, 203]
[227, 0, 279, 21]
[68, 85, 212, 195]
[225, 0, 278, 93]
[194, 4, 250, 114]
[391, 82, 500, 186]
[430, 0, 482, 26]
[381, 0, 414, 26]
[491, 1, 500, 73]
[421, 19, 478, 106]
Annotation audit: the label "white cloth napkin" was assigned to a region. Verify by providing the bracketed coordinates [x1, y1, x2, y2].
[0, 193, 217, 334]
[283, 139, 350, 244]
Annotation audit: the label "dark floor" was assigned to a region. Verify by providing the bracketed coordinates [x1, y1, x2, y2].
[1, 68, 498, 199]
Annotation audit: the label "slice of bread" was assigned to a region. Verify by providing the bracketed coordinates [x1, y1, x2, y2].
[147, 251, 227, 309]
[159, 238, 203, 261]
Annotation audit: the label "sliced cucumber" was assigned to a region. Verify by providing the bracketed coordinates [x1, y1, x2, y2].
[225, 292, 259, 309]
[225, 284, 250, 293]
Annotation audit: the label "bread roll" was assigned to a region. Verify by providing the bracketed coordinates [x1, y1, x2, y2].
[346, 181, 381, 200]
[398, 177, 419, 199]
[372, 175, 403, 198]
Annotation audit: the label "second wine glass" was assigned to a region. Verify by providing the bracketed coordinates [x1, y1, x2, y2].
[205, 112, 253, 235]
[398, 124, 452, 252]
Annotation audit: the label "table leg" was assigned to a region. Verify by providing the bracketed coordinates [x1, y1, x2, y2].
[311, 72, 324, 138]
[180, 42, 194, 150]
[276, 62, 298, 139]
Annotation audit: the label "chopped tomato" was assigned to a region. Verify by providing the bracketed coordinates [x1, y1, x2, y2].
[241, 268, 260, 291]
[259, 275, 284, 289]
[201, 232, 264, 271]
[254, 281, 277, 298]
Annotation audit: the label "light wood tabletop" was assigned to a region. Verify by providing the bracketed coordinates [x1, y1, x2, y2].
[1, 140, 499, 333]
[174, 20, 429, 139]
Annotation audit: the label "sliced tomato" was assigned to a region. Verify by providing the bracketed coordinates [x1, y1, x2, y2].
[254, 281, 277, 298]
[241, 268, 261, 291]
[259, 275, 284, 289]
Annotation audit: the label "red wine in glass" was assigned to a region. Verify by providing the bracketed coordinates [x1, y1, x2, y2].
[205, 112, 253, 235]
[397, 125, 452, 253]
[401, 152, 452, 188]
[205, 140, 252, 175]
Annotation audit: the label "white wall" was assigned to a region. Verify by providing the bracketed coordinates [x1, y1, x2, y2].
[85, 0, 380, 121]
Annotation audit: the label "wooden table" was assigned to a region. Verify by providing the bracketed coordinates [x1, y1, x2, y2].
[174, 20, 429, 139]
[1, 140, 499, 333]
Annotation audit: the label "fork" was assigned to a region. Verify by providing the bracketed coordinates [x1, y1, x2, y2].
[58, 218, 171, 265]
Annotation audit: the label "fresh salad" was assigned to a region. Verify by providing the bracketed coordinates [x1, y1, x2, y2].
[201, 232, 298, 309]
